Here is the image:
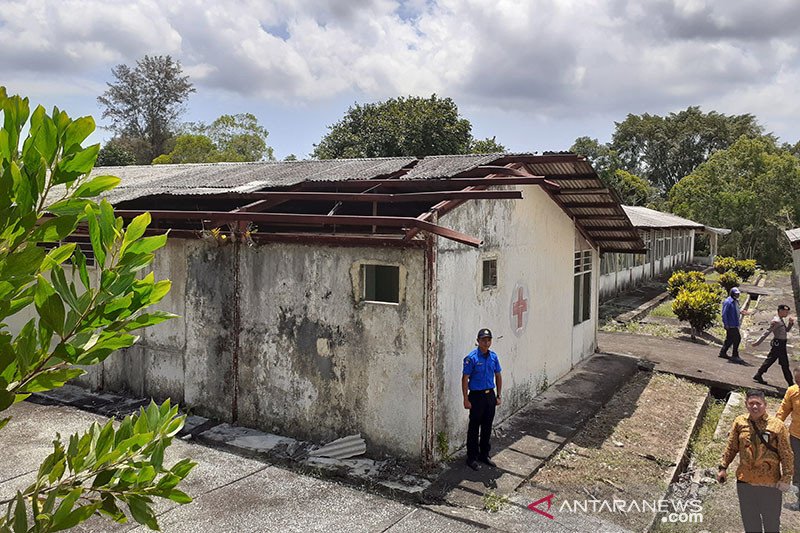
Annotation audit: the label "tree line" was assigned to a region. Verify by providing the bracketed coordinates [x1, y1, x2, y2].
[98, 56, 800, 268]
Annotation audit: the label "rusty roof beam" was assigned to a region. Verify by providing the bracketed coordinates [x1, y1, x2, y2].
[301, 176, 559, 189]
[114, 209, 483, 248]
[224, 190, 523, 204]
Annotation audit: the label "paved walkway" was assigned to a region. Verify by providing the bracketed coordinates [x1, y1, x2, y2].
[599, 270, 797, 397]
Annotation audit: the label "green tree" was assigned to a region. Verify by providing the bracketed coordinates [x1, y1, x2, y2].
[97, 55, 195, 164]
[313, 95, 483, 159]
[156, 114, 274, 164]
[611, 106, 765, 194]
[469, 136, 506, 154]
[670, 136, 800, 268]
[0, 88, 194, 531]
[96, 138, 136, 167]
[569, 138, 653, 205]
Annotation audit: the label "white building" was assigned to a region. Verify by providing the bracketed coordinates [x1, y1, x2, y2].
[599, 205, 728, 298]
[62, 153, 642, 460]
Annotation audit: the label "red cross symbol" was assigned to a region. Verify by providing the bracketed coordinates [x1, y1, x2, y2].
[512, 287, 528, 329]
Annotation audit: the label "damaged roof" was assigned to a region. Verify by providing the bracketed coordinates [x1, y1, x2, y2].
[622, 206, 705, 230]
[786, 228, 800, 249]
[89, 153, 644, 252]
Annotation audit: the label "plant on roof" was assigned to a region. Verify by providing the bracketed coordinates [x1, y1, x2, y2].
[0, 87, 194, 532]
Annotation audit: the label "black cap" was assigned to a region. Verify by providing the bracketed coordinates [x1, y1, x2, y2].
[477, 328, 493, 339]
[779, 304, 791, 311]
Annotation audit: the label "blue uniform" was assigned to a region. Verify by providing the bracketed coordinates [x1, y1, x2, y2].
[722, 297, 741, 328]
[463, 349, 502, 390]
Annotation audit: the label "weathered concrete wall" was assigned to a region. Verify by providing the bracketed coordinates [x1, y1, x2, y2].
[93, 238, 427, 458]
[432, 186, 592, 451]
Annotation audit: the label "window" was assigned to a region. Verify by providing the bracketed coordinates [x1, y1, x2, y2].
[573, 250, 592, 325]
[644, 234, 652, 264]
[482, 259, 497, 289]
[362, 265, 400, 303]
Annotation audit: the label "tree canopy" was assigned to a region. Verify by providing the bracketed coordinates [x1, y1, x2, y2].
[569, 137, 653, 206]
[312, 95, 502, 159]
[96, 138, 137, 167]
[610, 106, 765, 193]
[97, 55, 195, 164]
[669, 136, 800, 268]
[154, 113, 274, 164]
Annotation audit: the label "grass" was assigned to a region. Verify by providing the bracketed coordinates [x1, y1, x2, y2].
[482, 490, 509, 513]
[601, 320, 678, 338]
[650, 300, 677, 318]
[687, 398, 726, 468]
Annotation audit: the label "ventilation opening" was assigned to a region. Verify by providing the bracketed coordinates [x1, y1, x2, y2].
[362, 265, 400, 303]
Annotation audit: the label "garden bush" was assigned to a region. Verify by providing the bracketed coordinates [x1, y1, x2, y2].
[718, 270, 742, 293]
[732, 259, 757, 281]
[713, 256, 736, 274]
[667, 270, 706, 297]
[672, 285, 725, 339]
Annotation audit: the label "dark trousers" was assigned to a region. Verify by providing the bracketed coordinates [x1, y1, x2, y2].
[756, 339, 793, 386]
[736, 481, 781, 533]
[466, 389, 496, 461]
[721, 327, 742, 358]
[792, 436, 800, 493]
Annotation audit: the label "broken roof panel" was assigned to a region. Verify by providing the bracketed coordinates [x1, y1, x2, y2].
[786, 228, 800, 248]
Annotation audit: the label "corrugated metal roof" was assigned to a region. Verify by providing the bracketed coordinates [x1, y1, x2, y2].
[84, 153, 645, 252]
[622, 206, 705, 229]
[786, 228, 800, 244]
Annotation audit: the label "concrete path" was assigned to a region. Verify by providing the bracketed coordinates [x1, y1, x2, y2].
[599, 270, 798, 397]
[423, 353, 640, 511]
[0, 401, 483, 533]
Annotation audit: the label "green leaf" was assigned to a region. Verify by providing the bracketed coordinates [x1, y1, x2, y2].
[85, 206, 106, 268]
[126, 495, 159, 530]
[20, 368, 84, 393]
[13, 492, 27, 533]
[0, 416, 10, 430]
[30, 216, 79, 243]
[72, 175, 120, 199]
[62, 116, 95, 154]
[34, 275, 65, 335]
[2, 244, 46, 278]
[47, 198, 94, 216]
[124, 233, 167, 256]
[42, 243, 76, 271]
[170, 458, 196, 479]
[0, 389, 15, 412]
[50, 488, 81, 531]
[166, 489, 192, 504]
[50, 503, 99, 532]
[99, 199, 117, 249]
[121, 212, 151, 253]
[72, 247, 91, 289]
[56, 144, 100, 182]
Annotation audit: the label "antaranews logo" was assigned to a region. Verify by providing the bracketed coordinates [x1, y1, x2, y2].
[527, 494, 703, 524]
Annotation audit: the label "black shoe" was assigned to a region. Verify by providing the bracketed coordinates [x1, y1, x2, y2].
[466, 460, 479, 471]
[753, 374, 766, 384]
[718, 353, 730, 359]
[730, 357, 749, 366]
[478, 457, 497, 467]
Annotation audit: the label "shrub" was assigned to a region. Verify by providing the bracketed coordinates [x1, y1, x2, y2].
[672, 285, 725, 339]
[718, 270, 742, 293]
[733, 259, 757, 281]
[713, 256, 736, 274]
[667, 270, 707, 297]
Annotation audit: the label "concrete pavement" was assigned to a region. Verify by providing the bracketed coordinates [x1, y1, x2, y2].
[0, 401, 483, 533]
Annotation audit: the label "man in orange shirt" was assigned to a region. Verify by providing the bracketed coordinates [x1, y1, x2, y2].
[718, 389, 793, 532]
[776, 366, 800, 509]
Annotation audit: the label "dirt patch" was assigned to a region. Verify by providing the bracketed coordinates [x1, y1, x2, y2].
[518, 372, 708, 532]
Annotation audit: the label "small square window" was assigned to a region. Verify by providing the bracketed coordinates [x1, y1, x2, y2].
[482, 259, 497, 289]
[362, 265, 399, 303]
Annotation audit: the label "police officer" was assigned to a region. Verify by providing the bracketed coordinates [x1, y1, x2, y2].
[462, 328, 503, 471]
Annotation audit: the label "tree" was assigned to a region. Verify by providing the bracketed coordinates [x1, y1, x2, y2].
[155, 114, 274, 164]
[672, 284, 724, 340]
[0, 88, 194, 531]
[669, 136, 800, 268]
[97, 55, 195, 164]
[569, 138, 653, 206]
[96, 138, 136, 167]
[611, 106, 765, 194]
[313, 95, 482, 159]
[469, 136, 506, 154]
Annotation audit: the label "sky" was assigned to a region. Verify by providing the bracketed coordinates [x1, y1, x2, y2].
[2, 0, 800, 160]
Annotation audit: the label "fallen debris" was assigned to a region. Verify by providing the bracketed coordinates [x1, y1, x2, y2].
[309, 433, 367, 459]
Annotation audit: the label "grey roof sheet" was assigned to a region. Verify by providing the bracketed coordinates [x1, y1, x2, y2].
[92, 157, 417, 203]
[622, 205, 704, 229]
[400, 154, 500, 180]
[786, 228, 800, 243]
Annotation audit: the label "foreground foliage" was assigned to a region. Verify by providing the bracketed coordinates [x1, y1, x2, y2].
[0, 88, 194, 531]
[672, 284, 725, 340]
[667, 270, 706, 298]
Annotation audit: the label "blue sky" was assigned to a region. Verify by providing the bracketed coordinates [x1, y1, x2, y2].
[3, 0, 800, 159]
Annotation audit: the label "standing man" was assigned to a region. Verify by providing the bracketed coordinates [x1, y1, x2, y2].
[720, 287, 749, 365]
[718, 389, 794, 533]
[753, 304, 795, 386]
[462, 328, 503, 471]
